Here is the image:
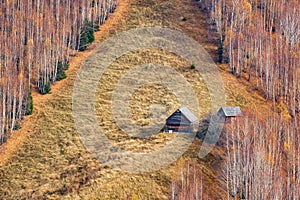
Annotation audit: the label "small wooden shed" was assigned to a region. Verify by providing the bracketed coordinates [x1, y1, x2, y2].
[165, 106, 198, 133]
[217, 106, 242, 122]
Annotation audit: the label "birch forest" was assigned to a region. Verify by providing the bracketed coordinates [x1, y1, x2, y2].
[201, 0, 300, 199]
[204, 0, 300, 116]
[0, 0, 116, 144]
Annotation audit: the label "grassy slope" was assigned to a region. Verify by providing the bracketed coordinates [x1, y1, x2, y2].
[0, 0, 274, 199]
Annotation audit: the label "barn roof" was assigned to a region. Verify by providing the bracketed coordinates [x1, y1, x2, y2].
[218, 106, 242, 117]
[179, 106, 198, 122]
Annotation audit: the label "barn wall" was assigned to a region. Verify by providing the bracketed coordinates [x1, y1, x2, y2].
[166, 112, 190, 126]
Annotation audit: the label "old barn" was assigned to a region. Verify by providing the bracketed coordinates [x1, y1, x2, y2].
[165, 106, 198, 133]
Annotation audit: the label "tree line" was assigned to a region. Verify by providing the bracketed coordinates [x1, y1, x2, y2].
[0, 0, 117, 144]
[202, 0, 300, 119]
[198, 0, 299, 198]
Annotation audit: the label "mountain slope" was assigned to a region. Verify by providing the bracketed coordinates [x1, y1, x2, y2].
[0, 0, 274, 199]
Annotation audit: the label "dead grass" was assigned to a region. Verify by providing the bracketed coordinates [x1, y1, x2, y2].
[94, 49, 211, 153]
[0, 0, 277, 199]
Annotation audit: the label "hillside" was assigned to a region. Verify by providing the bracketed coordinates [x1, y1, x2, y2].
[0, 0, 293, 199]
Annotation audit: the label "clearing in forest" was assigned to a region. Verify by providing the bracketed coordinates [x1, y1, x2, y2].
[0, 0, 272, 199]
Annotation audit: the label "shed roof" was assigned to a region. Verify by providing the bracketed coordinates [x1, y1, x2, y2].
[218, 106, 242, 117]
[179, 106, 198, 123]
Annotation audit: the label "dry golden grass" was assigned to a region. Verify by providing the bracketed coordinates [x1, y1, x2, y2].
[0, 0, 277, 199]
[94, 49, 211, 153]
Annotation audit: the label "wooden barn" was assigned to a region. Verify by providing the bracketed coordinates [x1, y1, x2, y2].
[165, 106, 198, 133]
[217, 106, 242, 122]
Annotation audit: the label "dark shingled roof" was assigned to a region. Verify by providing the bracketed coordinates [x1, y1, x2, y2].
[218, 106, 242, 117]
[179, 106, 198, 122]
